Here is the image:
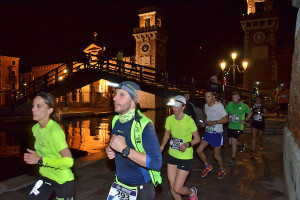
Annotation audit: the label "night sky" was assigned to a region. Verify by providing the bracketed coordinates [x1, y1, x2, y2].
[0, 0, 297, 80]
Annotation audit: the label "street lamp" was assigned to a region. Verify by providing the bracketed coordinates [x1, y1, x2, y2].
[220, 52, 248, 86]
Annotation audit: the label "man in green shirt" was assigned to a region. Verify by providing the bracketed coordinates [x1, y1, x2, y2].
[225, 92, 251, 166]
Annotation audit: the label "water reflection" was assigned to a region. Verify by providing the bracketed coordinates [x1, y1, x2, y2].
[0, 109, 166, 181]
[62, 117, 111, 155]
[0, 131, 21, 158]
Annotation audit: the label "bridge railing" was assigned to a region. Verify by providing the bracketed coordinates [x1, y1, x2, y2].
[8, 56, 256, 105]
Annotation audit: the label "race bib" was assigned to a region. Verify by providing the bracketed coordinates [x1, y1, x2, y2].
[170, 138, 184, 150]
[253, 114, 262, 121]
[229, 114, 239, 122]
[206, 125, 216, 133]
[281, 94, 287, 99]
[107, 182, 137, 200]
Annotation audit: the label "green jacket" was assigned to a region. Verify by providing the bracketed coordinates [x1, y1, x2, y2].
[112, 110, 162, 186]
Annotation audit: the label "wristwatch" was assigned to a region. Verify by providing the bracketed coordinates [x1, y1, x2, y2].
[38, 157, 43, 166]
[188, 142, 192, 148]
[122, 147, 131, 158]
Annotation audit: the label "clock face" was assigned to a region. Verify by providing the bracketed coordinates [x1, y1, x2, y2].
[140, 42, 151, 54]
[253, 32, 266, 43]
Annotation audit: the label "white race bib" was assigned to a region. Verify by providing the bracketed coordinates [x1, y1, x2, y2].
[253, 114, 262, 121]
[206, 125, 216, 133]
[107, 182, 137, 200]
[229, 114, 239, 122]
[170, 138, 184, 150]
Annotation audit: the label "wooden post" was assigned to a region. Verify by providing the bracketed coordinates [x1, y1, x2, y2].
[164, 71, 168, 98]
[55, 68, 59, 83]
[191, 77, 195, 103]
[139, 65, 143, 83]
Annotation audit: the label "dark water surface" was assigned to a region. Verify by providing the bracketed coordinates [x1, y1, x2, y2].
[0, 110, 166, 182]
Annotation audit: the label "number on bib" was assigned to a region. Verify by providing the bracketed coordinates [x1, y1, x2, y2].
[107, 182, 137, 200]
[206, 125, 216, 133]
[170, 138, 184, 150]
[229, 114, 239, 122]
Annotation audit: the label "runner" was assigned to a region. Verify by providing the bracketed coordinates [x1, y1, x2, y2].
[183, 93, 197, 123]
[196, 90, 228, 179]
[105, 81, 162, 200]
[160, 95, 200, 200]
[245, 95, 268, 156]
[24, 92, 74, 200]
[225, 92, 251, 166]
[275, 83, 289, 118]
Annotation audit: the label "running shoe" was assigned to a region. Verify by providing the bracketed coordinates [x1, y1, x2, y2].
[200, 165, 213, 177]
[259, 146, 264, 151]
[217, 169, 226, 179]
[228, 158, 236, 166]
[189, 187, 198, 200]
[239, 143, 247, 152]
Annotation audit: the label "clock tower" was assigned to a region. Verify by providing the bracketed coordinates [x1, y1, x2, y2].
[133, 6, 168, 72]
[241, 0, 278, 92]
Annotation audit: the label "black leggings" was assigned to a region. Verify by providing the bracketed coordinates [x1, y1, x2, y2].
[27, 177, 74, 200]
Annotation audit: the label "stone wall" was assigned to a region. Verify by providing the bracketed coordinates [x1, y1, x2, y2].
[284, 2, 300, 199]
[287, 23, 300, 147]
[283, 127, 300, 200]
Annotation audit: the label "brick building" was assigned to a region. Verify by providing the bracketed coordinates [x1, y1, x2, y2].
[0, 55, 20, 106]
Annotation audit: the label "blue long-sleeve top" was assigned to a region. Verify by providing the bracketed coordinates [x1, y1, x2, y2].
[112, 118, 162, 186]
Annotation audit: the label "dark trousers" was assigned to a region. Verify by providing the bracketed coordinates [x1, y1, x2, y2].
[137, 181, 155, 200]
[27, 177, 74, 200]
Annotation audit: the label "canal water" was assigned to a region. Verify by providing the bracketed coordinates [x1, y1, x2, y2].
[0, 110, 166, 182]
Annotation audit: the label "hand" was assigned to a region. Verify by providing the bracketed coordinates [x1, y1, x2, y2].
[240, 120, 246, 125]
[179, 143, 188, 152]
[160, 146, 164, 152]
[109, 135, 127, 153]
[24, 149, 40, 165]
[105, 146, 115, 159]
[207, 121, 215, 126]
[228, 118, 232, 122]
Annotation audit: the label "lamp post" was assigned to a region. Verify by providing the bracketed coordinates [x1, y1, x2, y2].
[220, 52, 248, 87]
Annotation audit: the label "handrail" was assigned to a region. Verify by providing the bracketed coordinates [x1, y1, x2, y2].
[8, 56, 255, 105]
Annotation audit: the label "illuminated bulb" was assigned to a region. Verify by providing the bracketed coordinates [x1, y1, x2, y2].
[231, 52, 237, 60]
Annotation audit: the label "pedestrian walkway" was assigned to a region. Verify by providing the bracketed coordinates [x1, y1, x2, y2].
[0, 133, 285, 200]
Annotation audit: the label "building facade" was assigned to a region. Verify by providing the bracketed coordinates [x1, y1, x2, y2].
[241, 0, 279, 94]
[0, 55, 20, 106]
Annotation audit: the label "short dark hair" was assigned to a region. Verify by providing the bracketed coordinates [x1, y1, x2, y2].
[255, 94, 264, 101]
[232, 92, 240, 97]
[205, 89, 215, 96]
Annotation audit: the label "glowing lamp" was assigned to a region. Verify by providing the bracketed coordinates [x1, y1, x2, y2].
[242, 61, 248, 71]
[220, 62, 226, 71]
[231, 52, 237, 60]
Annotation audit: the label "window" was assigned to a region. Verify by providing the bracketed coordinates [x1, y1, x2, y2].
[157, 18, 161, 27]
[145, 18, 150, 27]
[12, 60, 16, 65]
[12, 71, 16, 78]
